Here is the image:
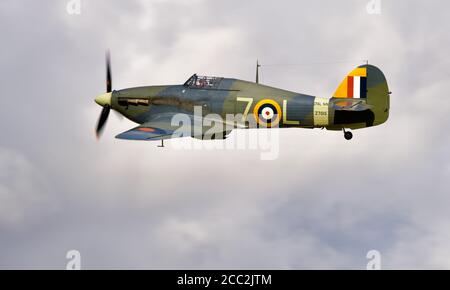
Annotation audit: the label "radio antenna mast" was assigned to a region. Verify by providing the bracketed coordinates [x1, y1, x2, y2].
[256, 59, 261, 84]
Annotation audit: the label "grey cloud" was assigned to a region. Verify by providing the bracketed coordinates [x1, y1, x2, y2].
[0, 0, 449, 269]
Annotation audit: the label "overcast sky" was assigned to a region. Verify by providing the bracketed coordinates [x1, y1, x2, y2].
[1, 0, 450, 269]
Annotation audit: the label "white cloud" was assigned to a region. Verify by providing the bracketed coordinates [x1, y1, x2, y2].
[0, 148, 57, 228]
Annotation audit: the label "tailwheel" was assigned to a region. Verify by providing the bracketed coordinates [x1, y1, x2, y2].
[343, 129, 353, 140]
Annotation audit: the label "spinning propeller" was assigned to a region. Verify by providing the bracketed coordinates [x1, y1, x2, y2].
[95, 51, 113, 139]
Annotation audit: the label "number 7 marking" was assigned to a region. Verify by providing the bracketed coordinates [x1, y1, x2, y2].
[236, 97, 254, 122]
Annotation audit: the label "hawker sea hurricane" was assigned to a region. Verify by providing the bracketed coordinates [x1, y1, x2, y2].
[94, 53, 390, 145]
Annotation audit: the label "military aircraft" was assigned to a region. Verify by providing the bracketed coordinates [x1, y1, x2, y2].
[94, 53, 390, 145]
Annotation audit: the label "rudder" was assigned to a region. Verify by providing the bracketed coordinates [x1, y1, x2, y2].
[332, 64, 390, 127]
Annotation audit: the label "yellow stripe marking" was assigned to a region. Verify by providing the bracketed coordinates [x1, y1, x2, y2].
[349, 67, 367, 77]
[313, 97, 329, 127]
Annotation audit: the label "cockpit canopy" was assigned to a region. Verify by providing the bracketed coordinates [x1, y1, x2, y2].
[183, 74, 224, 89]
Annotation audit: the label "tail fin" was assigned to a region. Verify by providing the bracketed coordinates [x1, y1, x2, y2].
[333, 64, 390, 127]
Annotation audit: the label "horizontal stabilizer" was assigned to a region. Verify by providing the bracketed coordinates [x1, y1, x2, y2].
[331, 98, 373, 112]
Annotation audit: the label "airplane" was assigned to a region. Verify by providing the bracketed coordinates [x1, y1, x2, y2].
[94, 53, 390, 145]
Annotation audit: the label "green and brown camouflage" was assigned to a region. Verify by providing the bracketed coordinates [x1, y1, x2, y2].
[94, 64, 390, 141]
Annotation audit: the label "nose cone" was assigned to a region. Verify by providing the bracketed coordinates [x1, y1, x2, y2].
[95, 92, 112, 106]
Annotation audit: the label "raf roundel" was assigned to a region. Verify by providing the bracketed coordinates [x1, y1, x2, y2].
[253, 99, 282, 127]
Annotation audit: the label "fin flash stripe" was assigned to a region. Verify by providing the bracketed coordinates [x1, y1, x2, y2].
[333, 67, 368, 99]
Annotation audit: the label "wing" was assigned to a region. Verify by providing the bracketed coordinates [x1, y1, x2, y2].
[115, 112, 241, 141]
[115, 125, 174, 141]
